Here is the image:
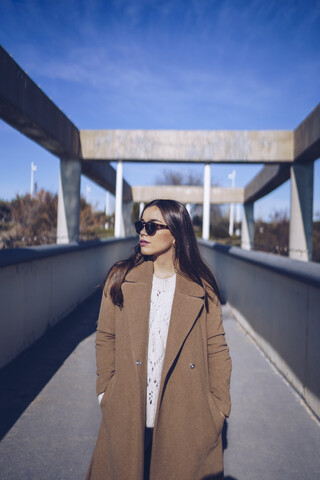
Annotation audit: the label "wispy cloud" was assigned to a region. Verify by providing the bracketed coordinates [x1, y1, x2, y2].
[1, 0, 319, 130]
[23, 40, 288, 123]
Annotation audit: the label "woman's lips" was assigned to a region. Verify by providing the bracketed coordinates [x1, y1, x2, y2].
[140, 240, 149, 245]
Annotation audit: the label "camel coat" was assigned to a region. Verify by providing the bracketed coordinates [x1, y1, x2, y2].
[85, 260, 231, 480]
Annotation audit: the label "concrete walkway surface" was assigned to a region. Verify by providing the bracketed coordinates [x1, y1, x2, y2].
[0, 292, 319, 480]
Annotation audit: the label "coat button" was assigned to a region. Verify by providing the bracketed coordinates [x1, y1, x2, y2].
[136, 360, 141, 366]
[189, 363, 195, 369]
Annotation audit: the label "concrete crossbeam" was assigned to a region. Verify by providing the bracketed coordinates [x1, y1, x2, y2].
[294, 103, 320, 162]
[132, 185, 244, 204]
[82, 160, 132, 202]
[244, 164, 291, 204]
[0, 46, 80, 159]
[0, 46, 132, 229]
[80, 129, 293, 163]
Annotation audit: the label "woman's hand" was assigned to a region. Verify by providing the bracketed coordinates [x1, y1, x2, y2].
[98, 392, 105, 405]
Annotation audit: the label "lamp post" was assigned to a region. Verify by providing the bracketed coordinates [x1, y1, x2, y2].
[86, 185, 91, 203]
[30, 161, 37, 196]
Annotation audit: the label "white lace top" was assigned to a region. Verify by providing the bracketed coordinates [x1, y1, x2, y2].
[146, 273, 176, 428]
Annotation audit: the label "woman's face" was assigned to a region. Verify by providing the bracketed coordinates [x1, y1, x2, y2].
[139, 206, 175, 259]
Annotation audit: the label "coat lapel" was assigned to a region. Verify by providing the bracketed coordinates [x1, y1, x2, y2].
[122, 260, 154, 365]
[159, 273, 204, 395]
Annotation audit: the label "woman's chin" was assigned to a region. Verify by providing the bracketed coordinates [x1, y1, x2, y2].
[140, 244, 151, 254]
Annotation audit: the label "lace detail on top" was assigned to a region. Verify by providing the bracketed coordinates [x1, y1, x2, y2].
[146, 273, 176, 428]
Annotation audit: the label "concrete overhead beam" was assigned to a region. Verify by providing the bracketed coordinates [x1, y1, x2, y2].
[0, 46, 130, 199]
[80, 129, 293, 164]
[294, 103, 320, 162]
[82, 160, 132, 202]
[132, 185, 244, 204]
[0, 46, 80, 159]
[244, 164, 291, 204]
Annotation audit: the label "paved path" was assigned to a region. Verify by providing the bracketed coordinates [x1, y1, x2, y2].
[0, 292, 320, 480]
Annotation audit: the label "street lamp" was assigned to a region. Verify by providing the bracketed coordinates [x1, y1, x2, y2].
[86, 185, 91, 203]
[30, 161, 37, 196]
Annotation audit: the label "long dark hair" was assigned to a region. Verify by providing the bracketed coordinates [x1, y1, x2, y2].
[106, 199, 221, 309]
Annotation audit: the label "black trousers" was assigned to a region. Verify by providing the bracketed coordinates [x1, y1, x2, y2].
[143, 427, 153, 480]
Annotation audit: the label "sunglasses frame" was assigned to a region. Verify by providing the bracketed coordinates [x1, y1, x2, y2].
[135, 220, 170, 236]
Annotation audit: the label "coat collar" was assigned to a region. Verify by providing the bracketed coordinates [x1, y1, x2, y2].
[124, 259, 205, 298]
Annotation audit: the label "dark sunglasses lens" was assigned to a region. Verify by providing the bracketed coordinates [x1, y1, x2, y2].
[135, 221, 143, 234]
[145, 222, 157, 235]
[135, 221, 157, 236]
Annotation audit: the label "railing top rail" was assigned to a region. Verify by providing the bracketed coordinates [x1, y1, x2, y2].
[0, 237, 138, 268]
[2, 238, 319, 289]
[198, 240, 320, 289]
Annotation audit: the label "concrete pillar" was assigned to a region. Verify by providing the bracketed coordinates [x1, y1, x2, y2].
[105, 191, 110, 215]
[202, 163, 211, 240]
[241, 203, 254, 250]
[186, 203, 191, 216]
[229, 203, 235, 236]
[228, 169, 236, 236]
[57, 158, 81, 244]
[115, 161, 123, 238]
[289, 163, 314, 261]
[139, 202, 145, 218]
[123, 201, 133, 236]
[236, 204, 241, 236]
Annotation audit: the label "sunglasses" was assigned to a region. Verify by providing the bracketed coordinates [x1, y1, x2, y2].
[135, 220, 170, 236]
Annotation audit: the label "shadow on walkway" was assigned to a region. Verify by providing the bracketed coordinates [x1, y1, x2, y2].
[0, 289, 101, 440]
[201, 475, 237, 480]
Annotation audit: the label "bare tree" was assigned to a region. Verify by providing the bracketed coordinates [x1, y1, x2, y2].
[155, 169, 202, 186]
[154, 168, 222, 228]
[0, 190, 110, 248]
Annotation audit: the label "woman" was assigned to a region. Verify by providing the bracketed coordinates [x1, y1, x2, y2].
[85, 199, 231, 480]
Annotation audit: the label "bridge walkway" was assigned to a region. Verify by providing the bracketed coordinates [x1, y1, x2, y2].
[0, 291, 319, 480]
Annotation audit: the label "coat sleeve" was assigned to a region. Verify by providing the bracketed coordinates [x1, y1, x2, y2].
[95, 284, 116, 396]
[207, 297, 232, 417]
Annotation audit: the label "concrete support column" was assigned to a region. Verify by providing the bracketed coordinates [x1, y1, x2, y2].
[57, 158, 81, 244]
[123, 201, 133, 236]
[139, 202, 145, 218]
[229, 203, 235, 236]
[105, 191, 110, 216]
[289, 163, 314, 261]
[186, 203, 191, 216]
[202, 163, 211, 240]
[241, 202, 254, 250]
[115, 161, 123, 238]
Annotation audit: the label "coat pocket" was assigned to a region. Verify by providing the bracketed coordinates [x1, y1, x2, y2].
[100, 374, 116, 409]
[207, 392, 225, 439]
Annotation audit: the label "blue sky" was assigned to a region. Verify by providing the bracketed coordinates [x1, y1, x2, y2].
[0, 0, 319, 220]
